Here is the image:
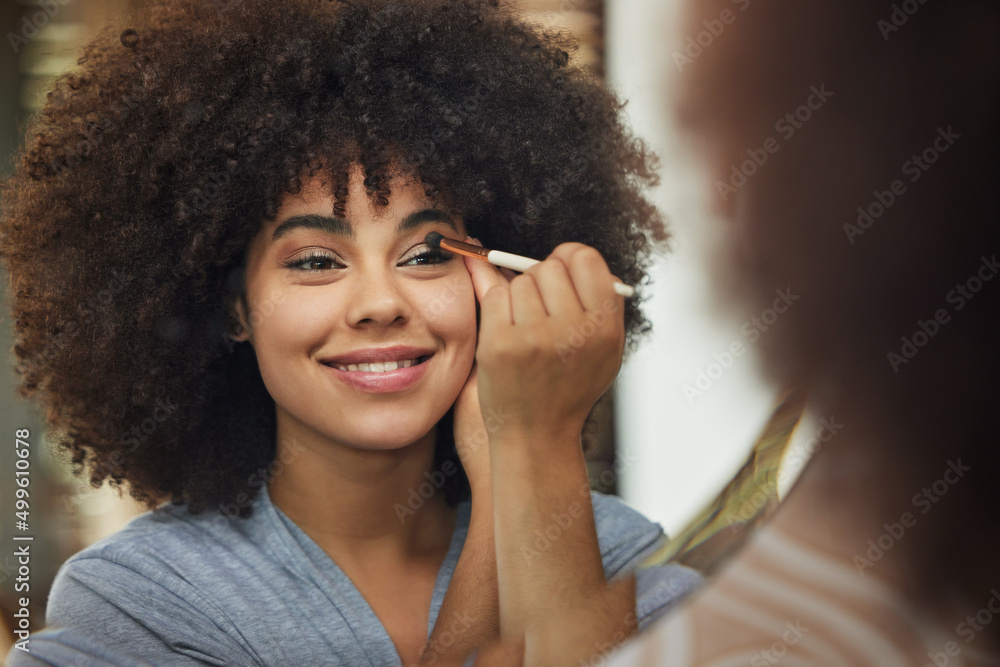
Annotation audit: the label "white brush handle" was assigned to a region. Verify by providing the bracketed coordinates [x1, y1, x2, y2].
[486, 250, 635, 298]
[486, 250, 538, 272]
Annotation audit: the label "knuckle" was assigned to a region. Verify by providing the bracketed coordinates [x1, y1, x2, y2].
[509, 273, 535, 289]
[573, 245, 605, 269]
[490, 341, 518, 364]
[541, 256, 570, 275]
[548, 241, 586, 262]
[482, 285, 505, 302]
[522, 263, 543, 278]
[554, 241, 588, 254]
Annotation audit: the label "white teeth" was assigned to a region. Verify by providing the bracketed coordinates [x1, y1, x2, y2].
[334, 357, 421, 372]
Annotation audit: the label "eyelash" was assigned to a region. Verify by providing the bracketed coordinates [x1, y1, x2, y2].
[283, 247, 454, 272]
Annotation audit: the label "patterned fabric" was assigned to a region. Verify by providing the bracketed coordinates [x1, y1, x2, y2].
[605, 522, 1000, 666]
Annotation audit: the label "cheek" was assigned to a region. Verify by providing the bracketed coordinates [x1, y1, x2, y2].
[417, 275, 477, 350]
[248, 287, 324, 373]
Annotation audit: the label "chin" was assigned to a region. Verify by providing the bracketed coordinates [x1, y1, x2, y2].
[274, 399, 447, 452]
[336, 420, 441, 452]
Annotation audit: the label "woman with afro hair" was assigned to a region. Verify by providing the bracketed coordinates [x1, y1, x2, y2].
[1, 0, 702, 664]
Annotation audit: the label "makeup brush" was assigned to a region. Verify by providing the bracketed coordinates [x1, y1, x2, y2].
[425, 232, 635, 298]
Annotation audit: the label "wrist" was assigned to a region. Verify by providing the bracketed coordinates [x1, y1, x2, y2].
[489, 425, 583, 453]
[489, 429, 587, 487]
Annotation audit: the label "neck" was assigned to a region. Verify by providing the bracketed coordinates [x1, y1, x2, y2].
[267, 409, 458, 569]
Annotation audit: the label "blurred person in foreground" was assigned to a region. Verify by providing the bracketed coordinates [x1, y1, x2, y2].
[471, 0, 1000, 664]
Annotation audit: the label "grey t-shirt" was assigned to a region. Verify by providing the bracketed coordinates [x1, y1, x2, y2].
[7, 485, 701, 666]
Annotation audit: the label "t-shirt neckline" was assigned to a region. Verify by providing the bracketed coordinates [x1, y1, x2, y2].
[257, 482, 472, 665]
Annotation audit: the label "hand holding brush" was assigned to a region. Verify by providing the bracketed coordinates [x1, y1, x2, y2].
[425, 232, 635, 297]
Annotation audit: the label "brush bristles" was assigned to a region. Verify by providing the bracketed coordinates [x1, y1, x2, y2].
[424, 231, 445, 249]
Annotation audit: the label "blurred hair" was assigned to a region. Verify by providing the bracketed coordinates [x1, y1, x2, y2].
[676, 0, 999, 610]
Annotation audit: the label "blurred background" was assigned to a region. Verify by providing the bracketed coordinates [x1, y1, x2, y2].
[0, 0, 788, 650]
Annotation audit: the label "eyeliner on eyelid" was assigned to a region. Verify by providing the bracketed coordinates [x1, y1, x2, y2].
[283, 247, 453, 271]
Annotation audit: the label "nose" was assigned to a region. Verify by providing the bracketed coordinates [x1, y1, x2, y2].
[344, 265, 412, 327]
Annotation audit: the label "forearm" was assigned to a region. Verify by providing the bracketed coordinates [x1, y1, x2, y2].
[527, 572, 637, 667]
[489, 430, 608, 638]
[419, 488, 500, 666]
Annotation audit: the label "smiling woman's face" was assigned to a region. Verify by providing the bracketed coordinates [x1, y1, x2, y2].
[233, 165, 477, 452]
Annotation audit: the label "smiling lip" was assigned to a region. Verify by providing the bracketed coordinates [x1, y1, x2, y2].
[322, 355, 431, 393]
[321, 346, 434, 366]
[320, 346, 434, 394]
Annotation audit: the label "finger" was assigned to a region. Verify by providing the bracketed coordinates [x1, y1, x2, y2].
[548, 243, 620, 313]
[463, 237, 510, 303]
[523, 256, 586, 323]
[479, 271, 515, 330]
[509, 272, 549, 327]
[499, 267, 519, 282]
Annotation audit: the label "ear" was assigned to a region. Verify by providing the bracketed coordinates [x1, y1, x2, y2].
[228, 295, 253, 343]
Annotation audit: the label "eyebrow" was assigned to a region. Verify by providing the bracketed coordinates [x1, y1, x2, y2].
[270, 209, 459, 242]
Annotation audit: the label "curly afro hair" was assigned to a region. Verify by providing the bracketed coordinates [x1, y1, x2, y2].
[0, 0, 667, 517]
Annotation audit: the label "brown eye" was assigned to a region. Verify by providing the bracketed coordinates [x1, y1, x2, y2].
[284, 251, 342, 271]
[401, 247, 453, 266]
